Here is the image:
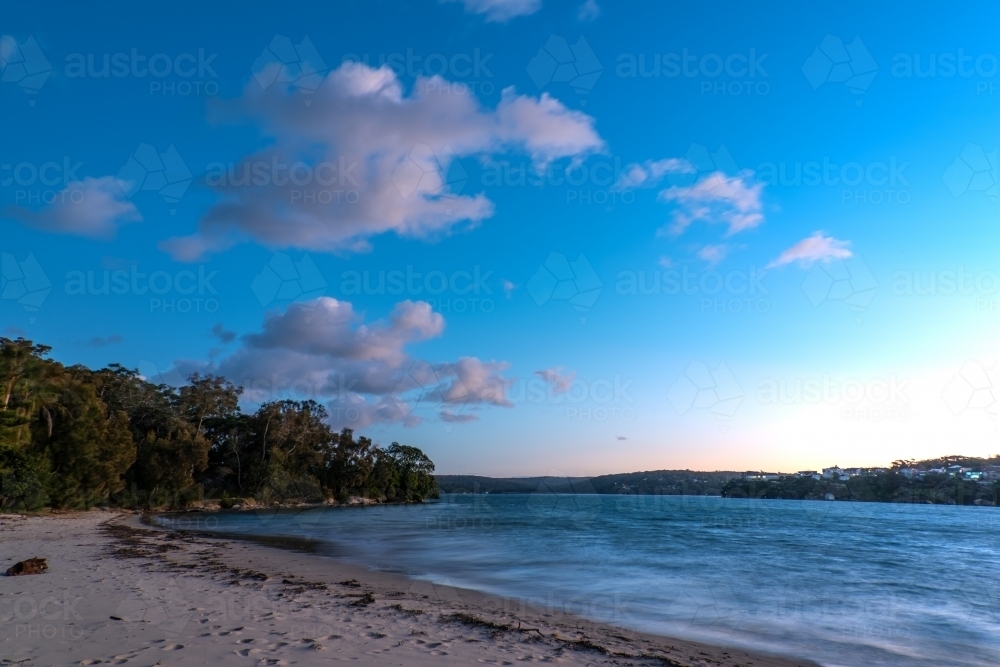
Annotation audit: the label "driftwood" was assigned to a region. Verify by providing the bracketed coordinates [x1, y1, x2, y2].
[6, 557, 48, 576]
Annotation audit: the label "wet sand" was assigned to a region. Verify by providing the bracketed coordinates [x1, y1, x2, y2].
[0, 510, 821, 667]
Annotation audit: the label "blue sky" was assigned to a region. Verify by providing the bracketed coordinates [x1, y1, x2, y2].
[2, 0, 998, 475]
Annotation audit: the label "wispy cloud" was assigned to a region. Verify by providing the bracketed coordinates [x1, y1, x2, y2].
[768, 231, 852, 268]
[209, 323, 237, 344]
[81, 334, 123, 348]
[534, 367, 576, 395]
[444, 0, 541, 21]
[578, 0, 600, 22]
[697, 244, 729, 267]
[440, 409, 480, 423]
[3, 176, 141, 240]
[658, 172, 764, 237]
[614, 158, 694, 190]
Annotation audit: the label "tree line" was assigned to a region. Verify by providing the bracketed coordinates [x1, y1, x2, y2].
[721, 467, 1000, 506]
[0, 337, 438, 511]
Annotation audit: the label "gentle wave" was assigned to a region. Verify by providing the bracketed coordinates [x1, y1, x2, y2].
[157, 494, 1000, 667]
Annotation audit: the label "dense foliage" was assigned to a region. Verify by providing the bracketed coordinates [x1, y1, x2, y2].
[0, 337, 438, 511]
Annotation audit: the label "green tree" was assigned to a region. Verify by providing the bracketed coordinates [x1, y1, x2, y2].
[29, 374, 135, 508]
[0, 444, 45, 510]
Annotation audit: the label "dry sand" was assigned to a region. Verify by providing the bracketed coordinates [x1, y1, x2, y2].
[0, 511, 820, 667]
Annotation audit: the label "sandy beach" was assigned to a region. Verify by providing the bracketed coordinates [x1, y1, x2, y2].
[0, 511, 819, 667]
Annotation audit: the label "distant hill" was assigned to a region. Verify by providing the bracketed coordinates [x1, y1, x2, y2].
[435, 470, 740, 496]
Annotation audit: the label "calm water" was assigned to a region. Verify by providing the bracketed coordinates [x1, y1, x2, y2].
[157, 495, 1000, 667]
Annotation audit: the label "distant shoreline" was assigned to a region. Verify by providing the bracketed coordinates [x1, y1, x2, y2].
[437, 462, 1000, 507]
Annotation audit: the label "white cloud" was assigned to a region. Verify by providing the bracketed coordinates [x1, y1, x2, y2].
[767, 232, 852, 269]
[162, 63, 603, 260]
[535, 367, 575, 395]
[658, 171, 764, 236]
[444, 0, 541, 21]
[697, 244, 729, 267]
[615, 155, 765, 237]
[189, 297, 511, 429]
[243, 298, 444, 367]
[428, 357, 512, 407]
[614, 158, 693, 190]
[578, 0, 600, 21]
[3, 176, 141, 240]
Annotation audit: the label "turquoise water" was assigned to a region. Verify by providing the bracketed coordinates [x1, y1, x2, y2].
[157, 495, 1000, 667]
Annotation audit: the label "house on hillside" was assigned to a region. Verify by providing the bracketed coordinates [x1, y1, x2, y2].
[741, 471, 780, 481]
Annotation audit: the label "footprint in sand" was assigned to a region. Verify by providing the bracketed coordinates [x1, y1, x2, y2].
[162, 644, 184, 650]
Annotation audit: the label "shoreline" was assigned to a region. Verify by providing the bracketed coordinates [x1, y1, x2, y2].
[1, 510, 821, 667]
